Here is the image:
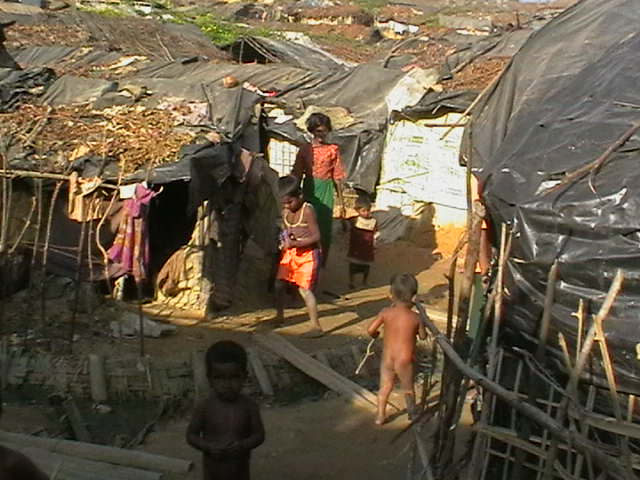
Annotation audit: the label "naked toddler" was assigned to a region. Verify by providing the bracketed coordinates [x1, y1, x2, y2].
[367, 273, 426, 425]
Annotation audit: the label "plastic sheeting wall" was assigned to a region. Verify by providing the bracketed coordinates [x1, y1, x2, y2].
[464, 0, 640, 394]
[267, 138, 299, 177]
[376, 114, 467, 221]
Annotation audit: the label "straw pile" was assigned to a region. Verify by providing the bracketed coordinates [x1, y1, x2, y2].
[0, 103, 195, 175]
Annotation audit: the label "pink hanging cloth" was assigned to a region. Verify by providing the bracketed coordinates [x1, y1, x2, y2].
[108, 184, 158, 283]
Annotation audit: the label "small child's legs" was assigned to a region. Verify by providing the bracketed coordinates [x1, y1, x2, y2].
[299, 287, 322, 334]
[274, 280, 286, 323]
[349, 263, 371, 289]
[396, 361, 417, 420]
[376, 359, 416, 425]
[376, 361, 395, 425]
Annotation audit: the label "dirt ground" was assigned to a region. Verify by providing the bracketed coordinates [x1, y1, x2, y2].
[1, 227, 461, 479]
[135, 246, 456, 479]
[143, 397, 413, 480]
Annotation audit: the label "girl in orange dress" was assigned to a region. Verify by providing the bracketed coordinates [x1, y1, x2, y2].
[275, 176, 324, 337]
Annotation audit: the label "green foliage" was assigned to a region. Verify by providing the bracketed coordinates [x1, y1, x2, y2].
[77, 5, 128, 17]
[354, 0, 388, 13]
[175, 13, 274, 45]
[192, 14, 239, 44]
[423, 15, 441, 27]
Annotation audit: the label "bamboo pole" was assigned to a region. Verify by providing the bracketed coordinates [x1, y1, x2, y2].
[96, 187, 119, 296]
[0, 153, 7, 332]
[0, 169, 119, 189]
[514, 260, 559, 480]
[439, 65, 509, 141]
[557, 332, 572, 371]
[542, 269, 625, 480]
[543, 122, 640, 196]
[535, 261, 559, 363]
[86, 192, 98, 285]
[39, 181, 63, 339]
[8, 196, 36, 254]
[574, 299, 585, 365]
[27, 179, 43, 346]
[435, 199, 484, 469]
[468, 225, 511, 479]
[0, 155, 9, 253]
[69, 216, 89, 354]
[593, 303, 634, 477]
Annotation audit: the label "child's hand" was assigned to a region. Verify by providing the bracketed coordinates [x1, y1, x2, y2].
[206, 442, 229, 458]
[370, 330, 380, 339]
[224, 441, 244, 456]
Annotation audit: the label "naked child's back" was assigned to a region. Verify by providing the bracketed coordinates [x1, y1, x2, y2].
[379, 304, 421, 364]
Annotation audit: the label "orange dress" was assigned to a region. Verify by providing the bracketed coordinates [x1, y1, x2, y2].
[277, 203, 322, 290]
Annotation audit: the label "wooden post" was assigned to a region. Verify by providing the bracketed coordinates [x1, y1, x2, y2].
[593, 300, 634, 477]
[192, 350, 209, 401]
[436, 199, 485, 468]
[466, 227, 512, 480]
[247, 348, 274, 397]
[535, 261, 559, 364]
[89, 354, 108, 404]
[69, 217, 88, 354]
[63, 398, 92, 443]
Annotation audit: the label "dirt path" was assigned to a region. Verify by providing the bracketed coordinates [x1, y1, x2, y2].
[142, 397, 411, 480]
[0, 253, 461, 480]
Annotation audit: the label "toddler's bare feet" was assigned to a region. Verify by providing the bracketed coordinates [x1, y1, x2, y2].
[302, 327, 324, 338]
[375, 415, 386, 426]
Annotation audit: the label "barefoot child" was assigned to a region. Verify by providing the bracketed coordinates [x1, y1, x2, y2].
[367, 273, 426, 425]
[275, 175, 324, 337]
[347, 195, 376, 289]
[186, 341, 265, 480]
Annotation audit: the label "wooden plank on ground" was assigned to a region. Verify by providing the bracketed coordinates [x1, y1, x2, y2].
[254, 332, 398, 412]
[247, 348, 274, 396]
[0, 430, 192, 474]
[6, 442, 162, 480]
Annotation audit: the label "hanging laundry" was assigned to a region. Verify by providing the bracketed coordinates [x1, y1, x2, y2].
[107, 183, 158, 283]
[67, 171, 104, 222]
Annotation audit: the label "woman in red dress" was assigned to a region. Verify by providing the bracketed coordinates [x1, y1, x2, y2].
[291, 113, 346, 264]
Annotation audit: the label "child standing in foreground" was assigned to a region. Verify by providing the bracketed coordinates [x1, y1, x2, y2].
[347, 195, 377, 290]
[275, 175, 324, 338]
[186, 341, 265, 480]
[368, 273, 426, 425]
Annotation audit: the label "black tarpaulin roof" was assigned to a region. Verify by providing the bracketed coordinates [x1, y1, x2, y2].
[222, 35, 353, 71]
[464, 0, 640, 393]
[0, 10, 229, 62]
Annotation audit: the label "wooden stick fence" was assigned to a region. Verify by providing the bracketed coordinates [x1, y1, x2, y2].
[408, 228, 638, 480]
